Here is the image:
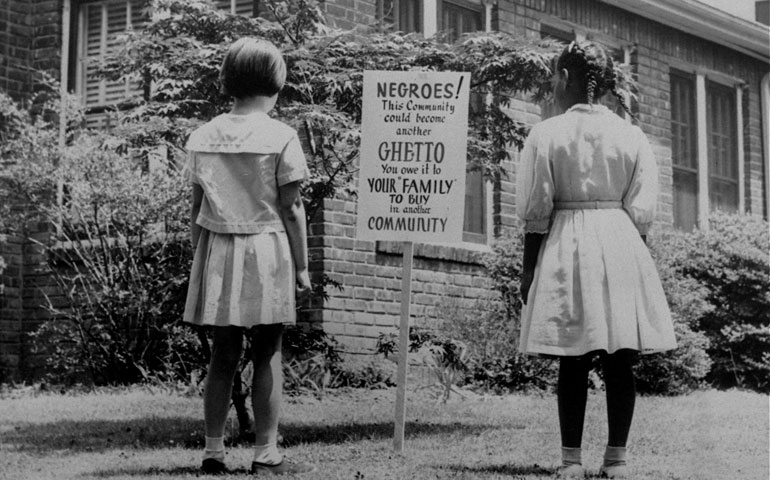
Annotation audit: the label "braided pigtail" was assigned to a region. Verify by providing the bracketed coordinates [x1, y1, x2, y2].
[586, 74, 597, 104]
[611, 84, 636, 119]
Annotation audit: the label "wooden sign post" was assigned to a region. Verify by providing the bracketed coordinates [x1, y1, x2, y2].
[356, 70, 470, 453]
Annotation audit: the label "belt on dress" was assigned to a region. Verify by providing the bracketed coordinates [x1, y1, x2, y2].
[553, 200, 623, 210]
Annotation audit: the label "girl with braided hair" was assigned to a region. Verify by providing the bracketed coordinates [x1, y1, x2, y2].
[516, 40, 676, 478]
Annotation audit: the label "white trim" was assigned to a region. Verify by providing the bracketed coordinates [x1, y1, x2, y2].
[98, 3, 108, 105]
[483, 1, 492, 32]
[599, 0, 770, 62]
[762, 73, 770, 219]
[76, 6, 86, 104]
[60, 0, 71, 144]
[736, 85, 745, 214]
[696, 73, 709, 231]
[423, 0, 438, 36]
[484, 178, 494, 244]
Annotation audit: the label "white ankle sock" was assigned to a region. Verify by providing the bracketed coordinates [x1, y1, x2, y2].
[603, 445, 627, 467]
[561, 446, 582, 466]
[203, 436, 225, 461]
[254, 443, 283, 465]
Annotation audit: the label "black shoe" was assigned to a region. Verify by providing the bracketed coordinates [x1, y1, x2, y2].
[201, 458, 227, 475]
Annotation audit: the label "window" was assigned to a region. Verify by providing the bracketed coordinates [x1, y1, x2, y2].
[214, 0, 259, 16]
[75, 0, 146, 128]
[671, 71, 699, 232]
[670, 71, 744, 231]
[440, 0, 481, 41]
[377, 0, 483, 38]
[378, 0, 423, 33]
[707, 82, 739, 213]
[73, 0, 258, 128]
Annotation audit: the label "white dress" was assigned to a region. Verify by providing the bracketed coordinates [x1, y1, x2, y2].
[516, 104, 677, 356]
[182, 112, 309, 328]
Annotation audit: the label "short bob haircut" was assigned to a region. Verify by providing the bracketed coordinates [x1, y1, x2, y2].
[219, 37, 286, 99]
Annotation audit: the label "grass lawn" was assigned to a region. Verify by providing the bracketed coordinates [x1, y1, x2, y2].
[0, 385, 767, 480]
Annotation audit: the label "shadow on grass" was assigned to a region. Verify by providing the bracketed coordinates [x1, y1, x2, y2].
[276, 420, 516, 447]
[4, 417, 515, 453]
[2, 417, 203, 453]
[89, 465, 222, 478]
[440, 462, 556, 478]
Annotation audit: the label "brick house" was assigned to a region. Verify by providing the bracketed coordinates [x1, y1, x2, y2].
[1, 0, 768, 380]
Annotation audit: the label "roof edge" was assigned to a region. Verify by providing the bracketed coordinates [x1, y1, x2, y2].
[600, 0, 770, 63]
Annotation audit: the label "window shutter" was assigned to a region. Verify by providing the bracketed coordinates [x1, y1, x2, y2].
[79, 0, 145, 128]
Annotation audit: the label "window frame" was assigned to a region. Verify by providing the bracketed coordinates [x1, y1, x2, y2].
[670, 69, 700, 232]
[670, 66, 745, 231]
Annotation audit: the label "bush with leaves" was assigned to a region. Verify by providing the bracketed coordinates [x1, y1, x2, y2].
[632, 254, 713, 395]
[28, 127, 200, 385]
[478, 229, 558, 392]
[651, 212, 770, 393]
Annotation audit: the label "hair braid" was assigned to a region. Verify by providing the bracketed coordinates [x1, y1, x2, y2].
[586, 75, 597, 104]
[611, 84, 635, 119]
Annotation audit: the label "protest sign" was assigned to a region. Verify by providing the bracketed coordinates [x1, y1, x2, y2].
[357, 70, 470, 453]
[357, 70, 470, 243]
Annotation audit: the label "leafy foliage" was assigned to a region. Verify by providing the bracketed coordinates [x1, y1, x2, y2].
[651, 212, 770, 393]
[30, 129, 199, 385]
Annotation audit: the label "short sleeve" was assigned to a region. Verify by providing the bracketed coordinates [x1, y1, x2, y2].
[622, 128, 659, 235]
[182, 151, 200, 184]
[276, 133, 309, 186]
[516, 126, 554, 233]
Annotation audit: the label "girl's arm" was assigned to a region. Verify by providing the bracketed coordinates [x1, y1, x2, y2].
[278, 180, 310, 305]
[521, 232, 545, 305]
[191, 183, 204, 249]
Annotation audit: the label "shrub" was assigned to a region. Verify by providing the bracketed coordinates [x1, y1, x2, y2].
[477, 230, 558, 392]
[652, 212, 770, 393]
[26, 128, 200, 386]
[634, 247, 713, 395]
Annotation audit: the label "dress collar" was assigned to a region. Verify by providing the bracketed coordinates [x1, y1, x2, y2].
[566, 103, 611, 114]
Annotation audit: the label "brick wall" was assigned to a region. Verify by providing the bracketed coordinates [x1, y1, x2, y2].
[322, 0, 378, 30]
[0, 0, 61, 101]
[0, 221, 56, 382]
[306, 198, 492, 353]
[0, 1, 62, 381]
[0, 0, 34, 99]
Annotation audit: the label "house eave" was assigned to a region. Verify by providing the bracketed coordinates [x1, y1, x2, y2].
[600, 0, 770, 63]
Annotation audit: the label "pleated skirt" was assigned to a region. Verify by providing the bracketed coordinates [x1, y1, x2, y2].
[519, 209, 677, 357]
[183, 229, 296, 328]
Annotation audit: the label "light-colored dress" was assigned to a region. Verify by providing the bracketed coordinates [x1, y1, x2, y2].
[516, 104, 677, 356]
[182, 112, 309, 328]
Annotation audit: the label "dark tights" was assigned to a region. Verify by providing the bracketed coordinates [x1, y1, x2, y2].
[557, 349, 637, 448]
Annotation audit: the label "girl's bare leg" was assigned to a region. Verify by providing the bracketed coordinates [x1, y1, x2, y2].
[250, 324, 284, 447]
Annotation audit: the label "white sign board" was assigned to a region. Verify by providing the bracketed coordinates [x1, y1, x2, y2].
[357, 70, 470, 243]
